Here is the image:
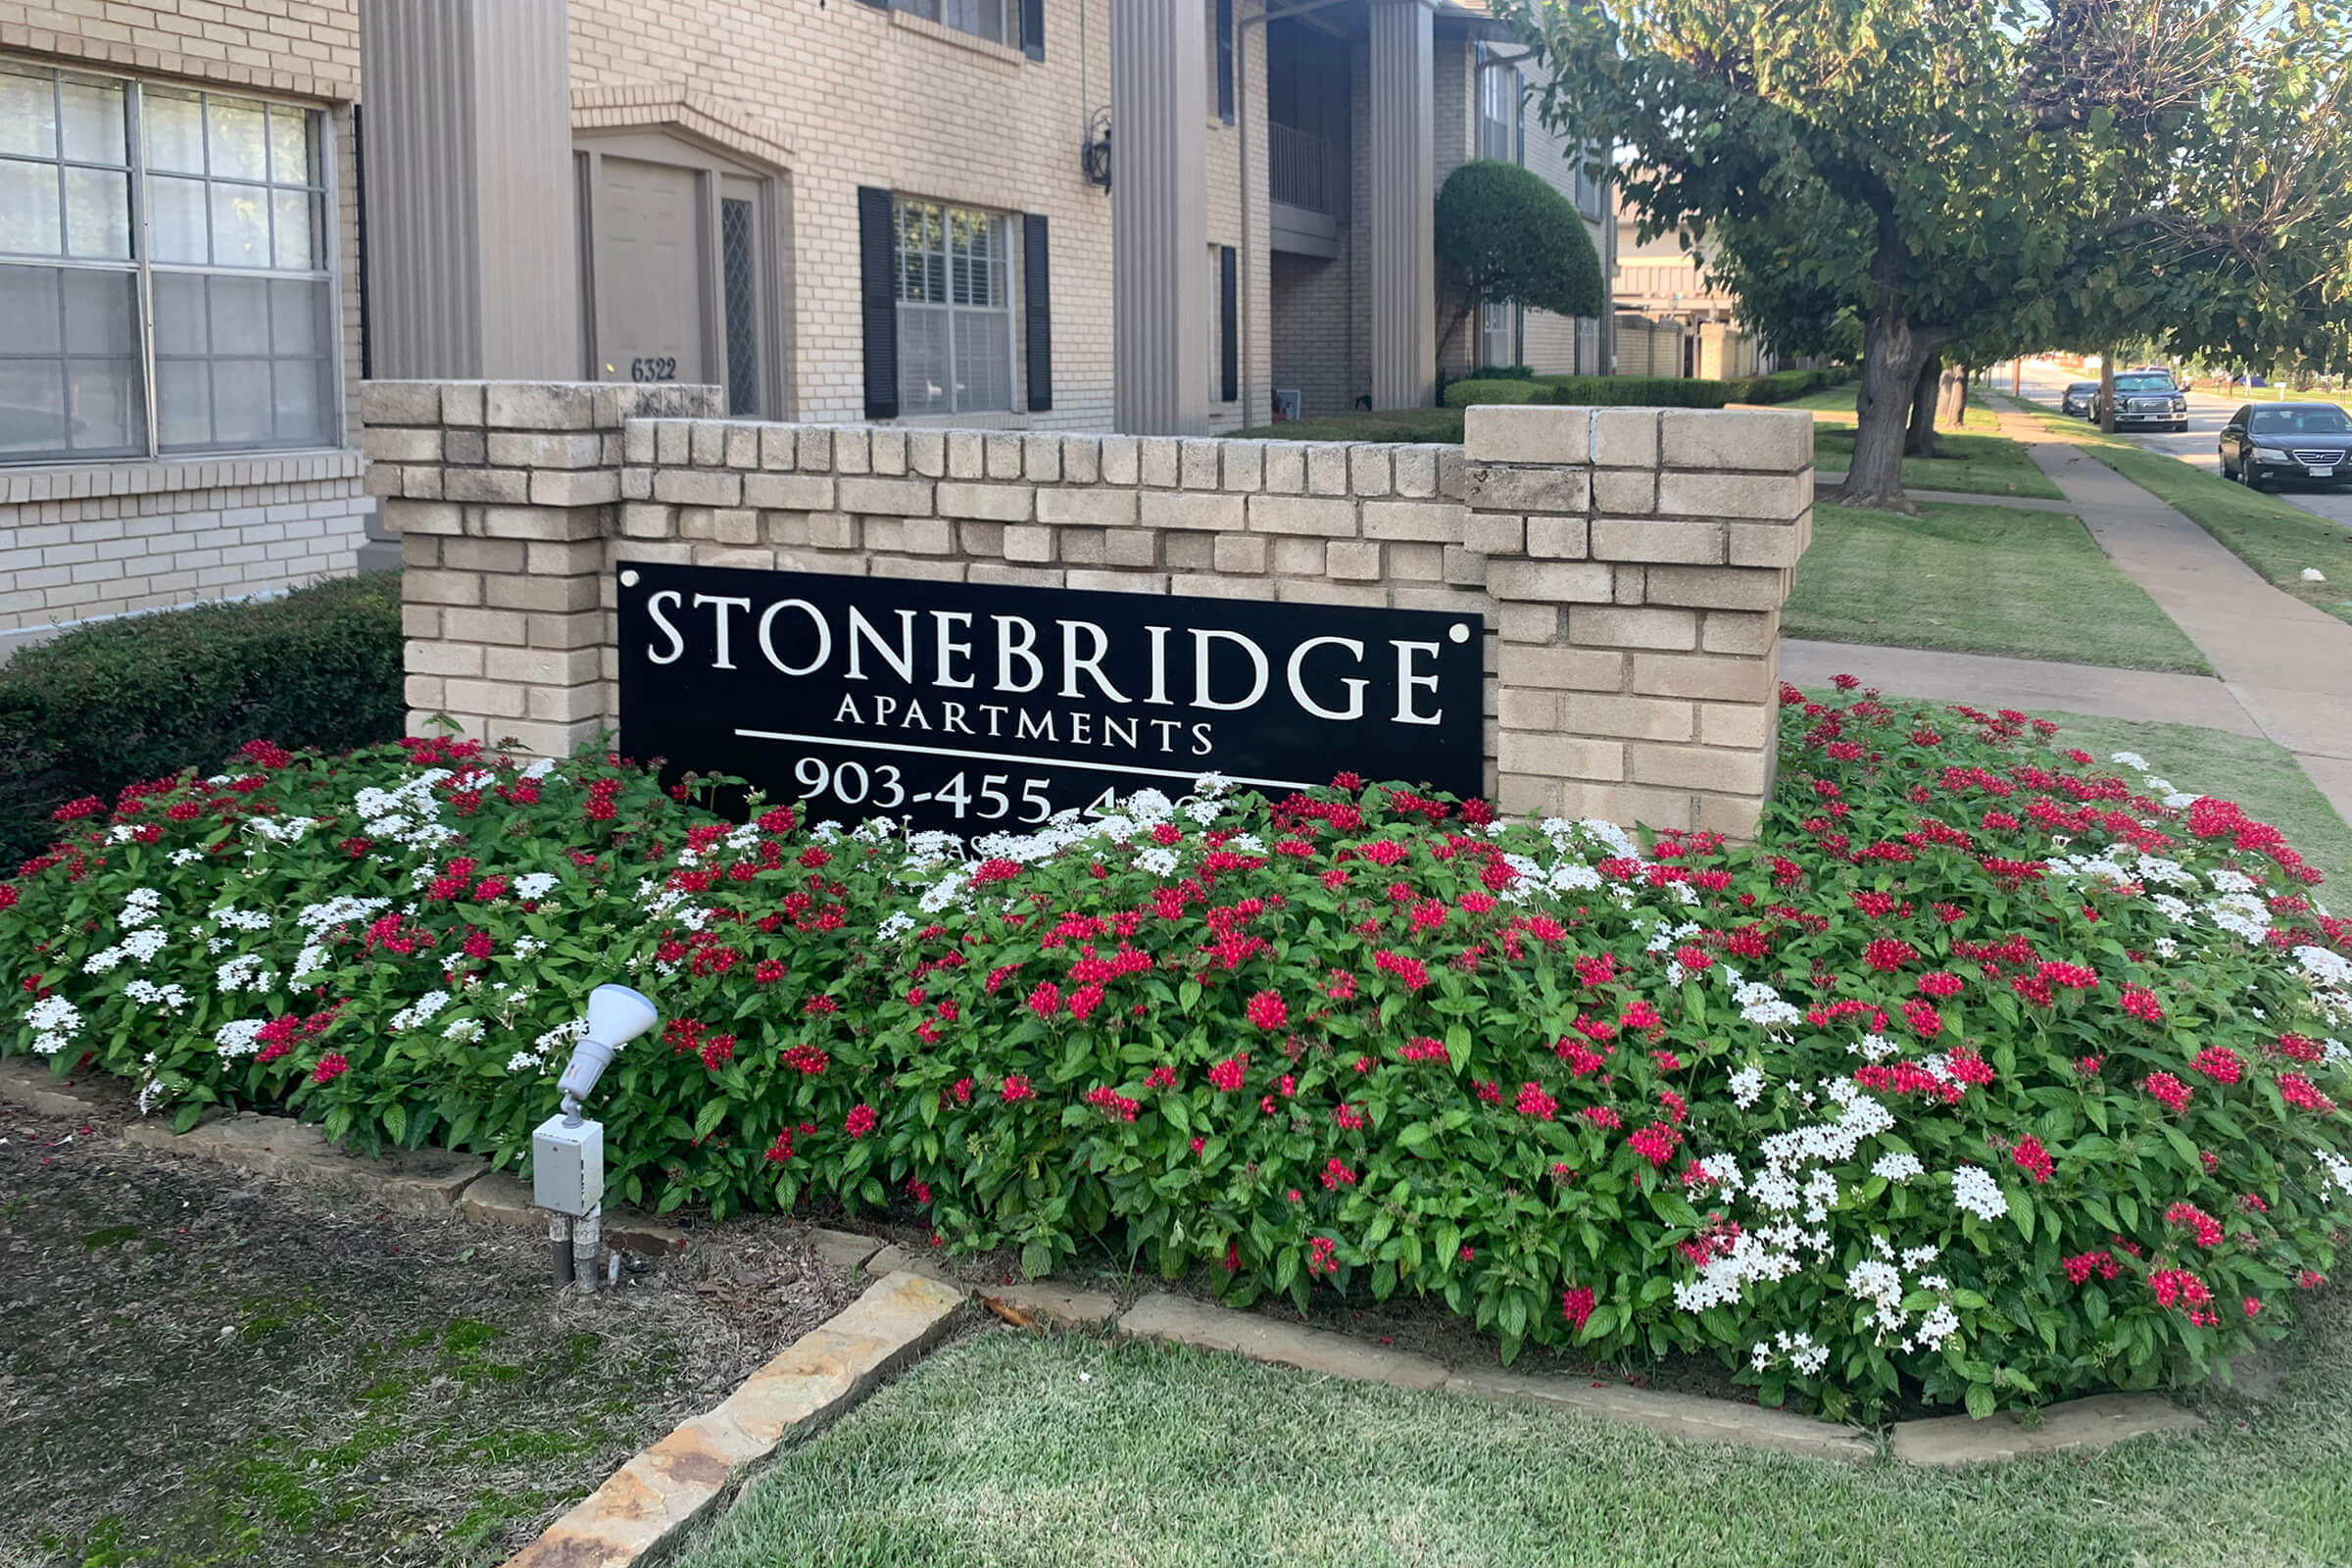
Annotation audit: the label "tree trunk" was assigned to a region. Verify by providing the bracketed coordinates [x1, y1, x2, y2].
[1905, 354, 1942, 459]
[1841, 319, 1937, 513]
[1936, 364, 1969, 427]
[2098, 351, 2117, 433]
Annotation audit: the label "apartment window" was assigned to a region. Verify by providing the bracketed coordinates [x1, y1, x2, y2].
[1480, 300, 1518, 372]
[894, 197, 1014, 416]
[1215, 0, 1236, 123]
[0, 60, 336, 466]
[1575, 142, 1606, 220]
[1477, 58, 1522, 164]
[895, 0, 1015, 46]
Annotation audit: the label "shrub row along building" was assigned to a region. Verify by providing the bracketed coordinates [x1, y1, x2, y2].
[0, 0, 1620, 656]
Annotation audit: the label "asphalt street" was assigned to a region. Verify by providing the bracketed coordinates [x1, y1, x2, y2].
[2008, 361, 2352, 534]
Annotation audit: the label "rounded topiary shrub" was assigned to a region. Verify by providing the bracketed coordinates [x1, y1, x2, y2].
[4, 689, 2346, 1420]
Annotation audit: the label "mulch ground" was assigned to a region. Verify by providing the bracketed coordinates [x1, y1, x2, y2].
[0, 1089, 865, 1567]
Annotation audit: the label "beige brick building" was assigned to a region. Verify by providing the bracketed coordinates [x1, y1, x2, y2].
[1, 0, 1614, 656]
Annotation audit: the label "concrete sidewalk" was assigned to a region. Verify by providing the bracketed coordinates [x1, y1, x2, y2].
[1780, 640, 2261, 736]
[1984, 400, 2352, 823]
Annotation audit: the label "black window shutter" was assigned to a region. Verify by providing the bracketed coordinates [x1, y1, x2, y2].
[1022, 0, 1045, 60]
[858, 186, 899, 420]
[1216, 0, 1235, 122]
[1218, 244, 1238, 404]
[1024, 213, 1053, 413]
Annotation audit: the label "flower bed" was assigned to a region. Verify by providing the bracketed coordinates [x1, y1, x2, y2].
[6, 691, 2349, 1420]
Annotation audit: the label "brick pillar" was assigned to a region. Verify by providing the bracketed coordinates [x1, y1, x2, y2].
[359, 380, 722, 756]
[1470, 404, 1812, 838]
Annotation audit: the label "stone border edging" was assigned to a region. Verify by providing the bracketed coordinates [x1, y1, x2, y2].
[1102, 1290, 2201, 1469]
[503, 1269, 968, 1567]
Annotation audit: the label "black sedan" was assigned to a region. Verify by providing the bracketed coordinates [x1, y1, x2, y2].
[2060, 381, 2098, 417]
[2219, 403, 2352, 490]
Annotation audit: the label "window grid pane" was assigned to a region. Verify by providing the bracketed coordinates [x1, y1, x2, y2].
[0, 59, 338, 465]
[892, 197, 1012, 416]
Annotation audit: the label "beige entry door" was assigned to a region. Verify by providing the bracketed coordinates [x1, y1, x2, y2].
[594, 156, 705, 388]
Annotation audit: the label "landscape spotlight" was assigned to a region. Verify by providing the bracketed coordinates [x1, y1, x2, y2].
[537, 982, 659, 1291]
[556, 983, 660, 1123]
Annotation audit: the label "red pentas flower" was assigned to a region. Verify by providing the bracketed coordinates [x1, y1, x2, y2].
[2279, 1074, 2337, 1114]
[844, 1103, 879, 1138]
[1513, 1082, 1557, 1120]
[1560, 1286, 1596, 1331]
[1627, 1121, 1681, 1168]
[1000, 1074, 1036, 1102]
[1916, 971, 1965, 999]
[1863, 937, 1920, 972]
[2143, 1071, 2192, 1113]
[2120, 985, 2164, 1022]
[1244, 990, 1289, 1030]
[2010, 1135, 2054, 1185]
[309, 1054, 349, 1085]
[2166, 1201, 2225, 1250]
[2191, 1047, 2243, 1084]
[1901, 999, 1943, 1039]
[1307, 1236, 1339, 1276]
[1320, 1156, 1357, 1189]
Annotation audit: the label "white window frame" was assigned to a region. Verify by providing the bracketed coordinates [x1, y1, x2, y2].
[893, 195, 1017, 419]
[1476, 53, 1522, 165]
[894, 0, 1017, 47]
[0, 56, 343, 467]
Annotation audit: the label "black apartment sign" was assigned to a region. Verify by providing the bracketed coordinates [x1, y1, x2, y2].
[615, 563, 1483, 833]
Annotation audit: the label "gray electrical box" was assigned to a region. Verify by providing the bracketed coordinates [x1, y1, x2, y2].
[532, 1113, 605, 1216]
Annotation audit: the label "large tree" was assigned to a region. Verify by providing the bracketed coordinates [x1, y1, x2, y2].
[1501, 0, 2080, 508]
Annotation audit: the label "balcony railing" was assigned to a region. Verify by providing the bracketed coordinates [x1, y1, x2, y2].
[1270, 122, 1345, 218]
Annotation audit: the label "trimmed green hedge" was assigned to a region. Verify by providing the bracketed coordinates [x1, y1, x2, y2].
[1727, 368, 1853, 404]
[0, 571, 405, 862]
[1442, 375, 1734, 410]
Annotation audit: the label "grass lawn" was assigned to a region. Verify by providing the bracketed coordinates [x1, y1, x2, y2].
[2009, 399, 2352, 627]
[1787, 502, 2211, 673]
[673, 1301, 2352, 1568]
[1781, 387, 2060, 498]
[1232, 409, 1463, 443]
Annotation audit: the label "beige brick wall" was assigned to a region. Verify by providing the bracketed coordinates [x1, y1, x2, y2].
[567, 0, 1270, 433]
[363, 381, 1812, 836]
[0, 456, 368, 654]
[0, 4, 370, 652]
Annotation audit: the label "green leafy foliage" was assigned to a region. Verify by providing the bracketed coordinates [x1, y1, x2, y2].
[1434, 159, 1605, 367]
[4, 704, 2349, 1418]
[0, 573, 403, 863]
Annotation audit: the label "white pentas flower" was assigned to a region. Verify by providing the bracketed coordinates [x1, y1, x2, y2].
[121, 887, 164, 926]
[1728, 1066, 1766, 1109]
[214, 1019, 267, 1057]
[2110, 751, 2149, 771]
[442, 1017, 485, 1043]
[389, 990, 453, 1032]
[123, 979, 189, 1013]
[875, 911, 915, 942]
[513, 872, 560, 901]
[210, 905, 274, 932]
[1949, 1165, 2010, 1221]
[215, 956, 275, 993]
[27, 995, 80, 1055]
[1873, 1152, 1925, 1182]
[2316, 1149, 2352, 1203]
